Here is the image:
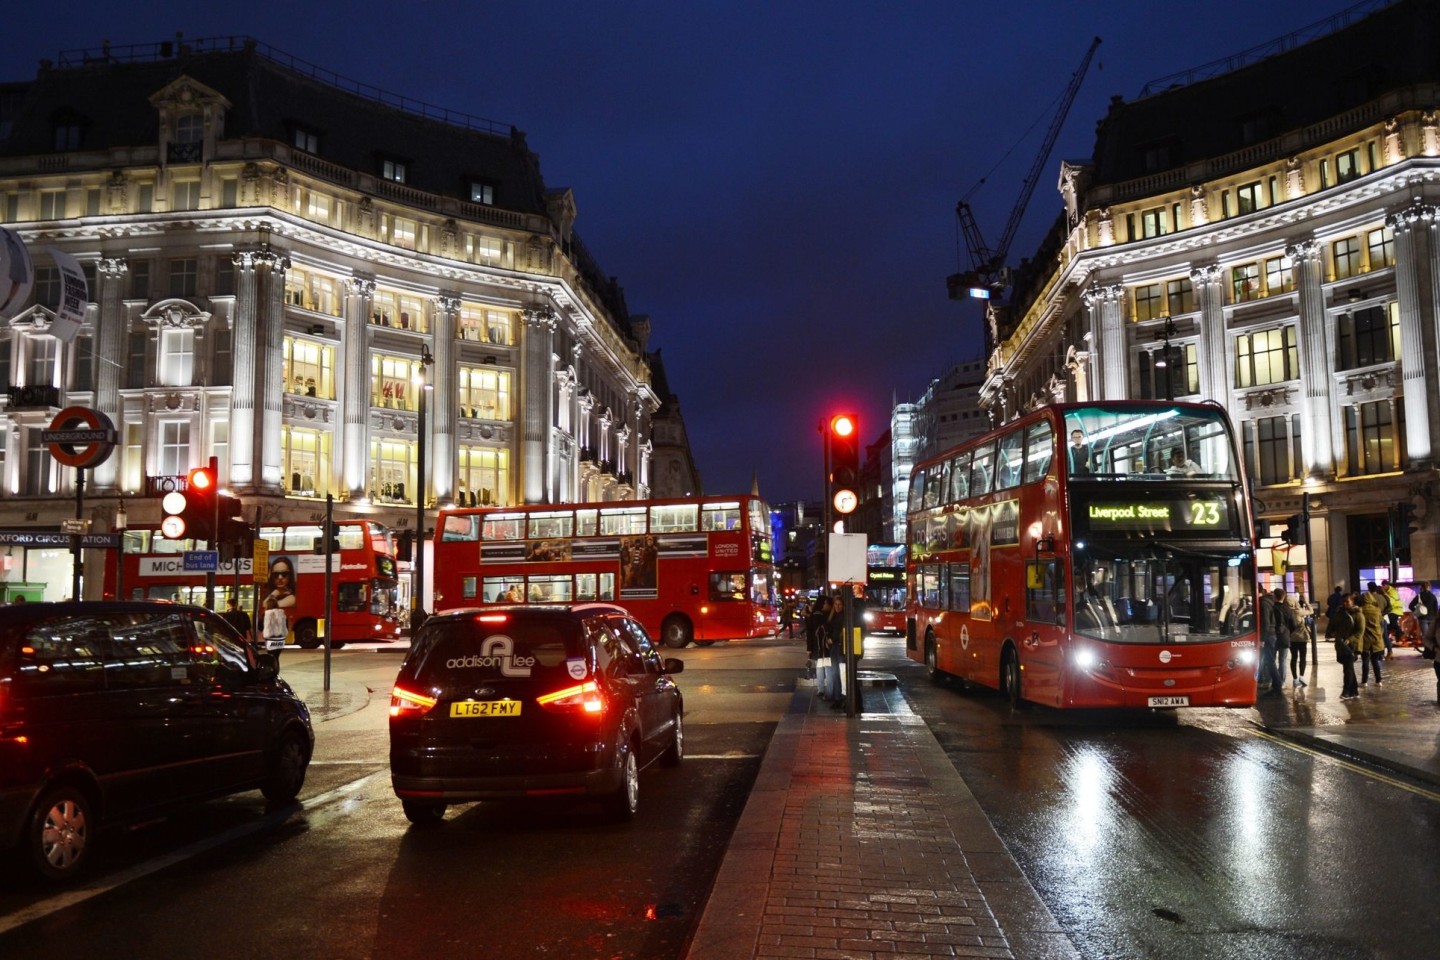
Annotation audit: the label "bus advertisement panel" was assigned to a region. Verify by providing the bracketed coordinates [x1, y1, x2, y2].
[106, 521, 403, 647]
[907, 402, 1259, 709]
[431, 495, 779, 648]
[865, 542, 906, 635]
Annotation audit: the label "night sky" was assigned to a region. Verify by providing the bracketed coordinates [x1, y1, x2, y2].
[4, 0, 1343, 503]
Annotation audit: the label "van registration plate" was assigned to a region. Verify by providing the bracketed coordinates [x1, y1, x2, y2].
[450, 700, 521, 717]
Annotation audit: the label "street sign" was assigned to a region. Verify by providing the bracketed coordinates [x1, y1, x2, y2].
[43, 406, 117, 469]
[59, 518, 90, 534]
[253, 541, 270, 583]
[0, 529, 119, 548]
[183, 550, 219, 573]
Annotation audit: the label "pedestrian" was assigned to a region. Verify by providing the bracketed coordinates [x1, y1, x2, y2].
[222, 596, 252, 642]
[806, 596, 833, 699]
[262, 596, 289, 668]
[1382, 579, 1403, 658]
[780, 599, 795, 639]
[1325, 583, 1345, 622]
[1326, 591, 1362, 700]
[1258, 588, 1285, 696]
[1409, 580, 1437, 651]
[824, 593, 847, 709]
[1359, 585, 1385, 687]
[1287, 593, 1309, 688]
[1425, 581, 1440, 661]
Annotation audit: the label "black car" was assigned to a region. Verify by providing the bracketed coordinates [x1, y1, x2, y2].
[389, 604, 684, 824]
[0, 601, 314, 881]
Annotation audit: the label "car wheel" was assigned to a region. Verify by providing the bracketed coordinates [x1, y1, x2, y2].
[261, 730, 309, 803]
[401, 799, 447, 826]
[660, 708, 684, 767]
[661, 615, 692, 649]
[604, 737, 640, 820]
[28, 785, 92, 882]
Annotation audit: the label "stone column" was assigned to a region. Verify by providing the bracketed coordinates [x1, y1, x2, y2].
[521, 307, 556, 504]
[1083, 284, 1127, 400]
[343, 276, 375, 498]
[1387, 205, 1434, 467]
[1190, 265, 1228, 407]
[229, 251, 260, 489]
[255, 251, 289, 492]
[91, 257, 128, 491]
[1286, 239, 1337, 477]
[432, 294, 459, 503]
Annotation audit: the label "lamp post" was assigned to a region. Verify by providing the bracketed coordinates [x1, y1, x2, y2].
[413, 347, 434, 624]
[1153, 317, 1177, 401]
[114, 498, 127, 601]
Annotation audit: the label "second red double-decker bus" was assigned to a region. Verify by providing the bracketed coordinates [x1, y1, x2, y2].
[864, 542, 907, 635]
[431, 494, 779, 647]
[906, 401, 1258, 709]
[106, 520, 403, 647]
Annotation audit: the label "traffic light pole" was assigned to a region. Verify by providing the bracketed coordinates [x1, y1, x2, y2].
[205, 455, 218, 609]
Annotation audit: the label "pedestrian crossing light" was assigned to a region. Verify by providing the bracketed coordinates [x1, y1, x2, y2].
[828, 413, 860, 516]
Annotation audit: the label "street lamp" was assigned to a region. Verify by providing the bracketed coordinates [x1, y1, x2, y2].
[1153, 317, 1177, 401]
[114, 498, 128, 601]
[413, 347, 434, 624]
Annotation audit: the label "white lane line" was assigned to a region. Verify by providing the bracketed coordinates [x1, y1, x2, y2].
[0, 772, 381, 937]
[685, 754, 760, 760]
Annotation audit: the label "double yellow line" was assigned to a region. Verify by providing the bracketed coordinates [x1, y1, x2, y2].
[1252, 729, 1440, 802]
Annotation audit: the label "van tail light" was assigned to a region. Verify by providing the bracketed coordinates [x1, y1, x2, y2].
[389, 685, 438, 717]
[537, 680, 606, 716]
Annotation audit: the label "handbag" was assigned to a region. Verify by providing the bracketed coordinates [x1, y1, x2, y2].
[815, 657, 831, 670]
[1333, 639, 1355, 664]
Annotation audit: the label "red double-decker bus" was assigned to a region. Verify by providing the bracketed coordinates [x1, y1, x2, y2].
[431, 495, 779, 647]
[105, 520, 404, 647]
[906, 401, 1259, 709]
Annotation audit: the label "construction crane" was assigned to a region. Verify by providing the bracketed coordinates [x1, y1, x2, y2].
[947, 36, 1102, 305]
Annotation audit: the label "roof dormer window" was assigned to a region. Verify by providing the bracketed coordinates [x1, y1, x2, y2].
[382, 158, 407, 184]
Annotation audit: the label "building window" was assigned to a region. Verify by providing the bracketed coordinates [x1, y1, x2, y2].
[1333, 236, 1362, 280]
[211, 327, 231, 387]
[32, 266, 61, 310]
[27, 335, 58, 388]
[381, 158, 406, 183]
[168, 258, 198, 298]
[1264, 255, 1294, 296]
[1139, 343, 1198, 400]
[1336, 303, 1399, 371]
[294, 126, 319, 153]
[24, 428, 53, 496]
[470, 181, 494, 205]
[477, 236, 503, 263]
[38, 190, 65, 220]
[130, 261, 151, 300]
[1236, 181, 1263, 214]
[1367, 226, 1394, 270]
[175, 113, 203, 145]
[1231, 263, 1261, 303]
[1336, 148, 1362, 184]
[283, 427, 329, 498]
[372, 354, 421, 410]
[457, 367, 512, 421]
[368, 438, 416, 504]
[1133, 284, 1162, 321]
[1166, 278, 1195, 315]
[283, 337, 334, 398]
[1236, 326, 1298, 388]
[1344, 400, 1400, 476]
[1140, 206, 1170, 239]
[1244, 415, 1298, 486]
[158, 328, 195, 387]
[158, 420, 191, 477]
[72, 333, 93, 392]
[53, 124, 82, 151]
[457, 445, 509, 507]
[305, 192, 331, 222]
[391, 217, 417, 250]
[172, 179, 201, 211]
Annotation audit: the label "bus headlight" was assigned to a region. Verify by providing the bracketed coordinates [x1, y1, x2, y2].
[863, 611, 875, 623]
[1074, 648, 1097, 670]
[1236, 648, 1257, 667]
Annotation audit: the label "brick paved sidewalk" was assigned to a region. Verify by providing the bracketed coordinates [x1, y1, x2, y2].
[686, 684, 1076, 960]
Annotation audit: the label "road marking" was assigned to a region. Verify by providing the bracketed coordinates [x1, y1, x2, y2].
[0, 772, 381, 936]
[685, 754, 760, 760]
[1251, 730, 1440, 802]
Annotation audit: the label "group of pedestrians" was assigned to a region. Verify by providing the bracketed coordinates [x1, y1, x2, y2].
[1323, 582, 1400, 699]
[1257, 588, 1311, 695]
[805, 592, 852, 710]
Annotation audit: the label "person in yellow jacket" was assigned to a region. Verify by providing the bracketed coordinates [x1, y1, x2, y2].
[1381, 579, 1403, 658]
[1359, 585, 1386, 686]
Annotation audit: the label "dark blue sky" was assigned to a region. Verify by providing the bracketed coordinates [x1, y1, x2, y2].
[5, 0, 1344, 502]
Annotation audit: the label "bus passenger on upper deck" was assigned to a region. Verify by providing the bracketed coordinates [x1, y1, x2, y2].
[1166, 448, 1200, 476]
[1068, 429, 1093, 475]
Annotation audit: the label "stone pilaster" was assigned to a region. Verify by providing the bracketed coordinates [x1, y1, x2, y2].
[91, 257, 128, 491]
[1286, 239, 1337, 477]
[229, 251, 260, 488]
[1387, 205, 1434, 467]
[1082, 284, 1126, 400]
[1190, 265, 1228, 408]
[255, 250, 289, 492]
[343, 275, 374, 498]
[432, 294, 460, 502]
[521, 307, 556, 504]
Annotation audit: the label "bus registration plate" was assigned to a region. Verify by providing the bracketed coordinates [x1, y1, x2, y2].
[450, 700, 521, 718]
[1147, 695, 1189, 708]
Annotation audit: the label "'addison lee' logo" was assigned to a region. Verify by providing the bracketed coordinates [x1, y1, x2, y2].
[445, 636, 535, 677]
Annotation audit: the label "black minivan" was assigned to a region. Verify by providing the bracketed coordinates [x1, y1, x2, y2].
[0, 601, 314, 881]
[389, 604, 684, 824]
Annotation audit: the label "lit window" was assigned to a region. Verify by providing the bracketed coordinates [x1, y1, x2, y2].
[470, 182, 494, 205]
[172, 180, 201, 211]
[382, 159, 406, 183]
[392, 218, 417, 250]
[1333, 237, 1362, 280]
[1236, 181, 1263, 214]
[1166, 278, 1195, 315]
[1336, 148, 1362, 184]
[1264, 256, 1294, 295]
[1367, 226, 1394, 270]
[294, 127, 319, 153]
[175, 114, 203, 145]
[159, 328, 195, 387]
[1140, 206, 1169, 239]
[1231, 263, 1261, 303]
[38, 190, 65, 220]
[1235, 327, 1298, 388]
[1132, 284, 1162, 321]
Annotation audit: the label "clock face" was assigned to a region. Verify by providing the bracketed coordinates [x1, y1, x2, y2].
[833, 489, 858, 515]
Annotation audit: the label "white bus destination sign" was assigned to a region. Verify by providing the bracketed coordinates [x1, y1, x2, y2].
[1083, 499, 1230, 532]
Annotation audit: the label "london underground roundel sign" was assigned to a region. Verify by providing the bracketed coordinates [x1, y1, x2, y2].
[43, 406, 117, 469]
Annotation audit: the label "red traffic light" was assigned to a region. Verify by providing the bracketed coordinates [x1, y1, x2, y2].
[188, 466, 214, 490]
[830, 414, 856, 438]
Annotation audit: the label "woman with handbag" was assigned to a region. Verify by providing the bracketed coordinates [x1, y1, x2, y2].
[1326, 592, 1363, 700]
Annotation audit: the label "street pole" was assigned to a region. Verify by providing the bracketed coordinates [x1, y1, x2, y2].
[413, 348, 433, 623]
[71, 467, 85, 600]
[324, 492, 334, 691]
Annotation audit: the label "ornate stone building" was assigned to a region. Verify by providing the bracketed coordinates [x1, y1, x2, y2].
[0, 37, 679, 600]
[981, 0, 1440, 596]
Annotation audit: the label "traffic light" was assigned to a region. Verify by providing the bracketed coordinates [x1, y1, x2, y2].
[1282, 513, 1305, 546]
[181, 463, 218, 543]
[216, 493, 246, 543]
[828, 413, 860, 517]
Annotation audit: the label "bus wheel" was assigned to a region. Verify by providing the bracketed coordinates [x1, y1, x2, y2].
[1001, 647, 1026, 709]
[925, 635, 946, 683]
[661, 615, 692, 649]
[295, 620, 320, 649]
